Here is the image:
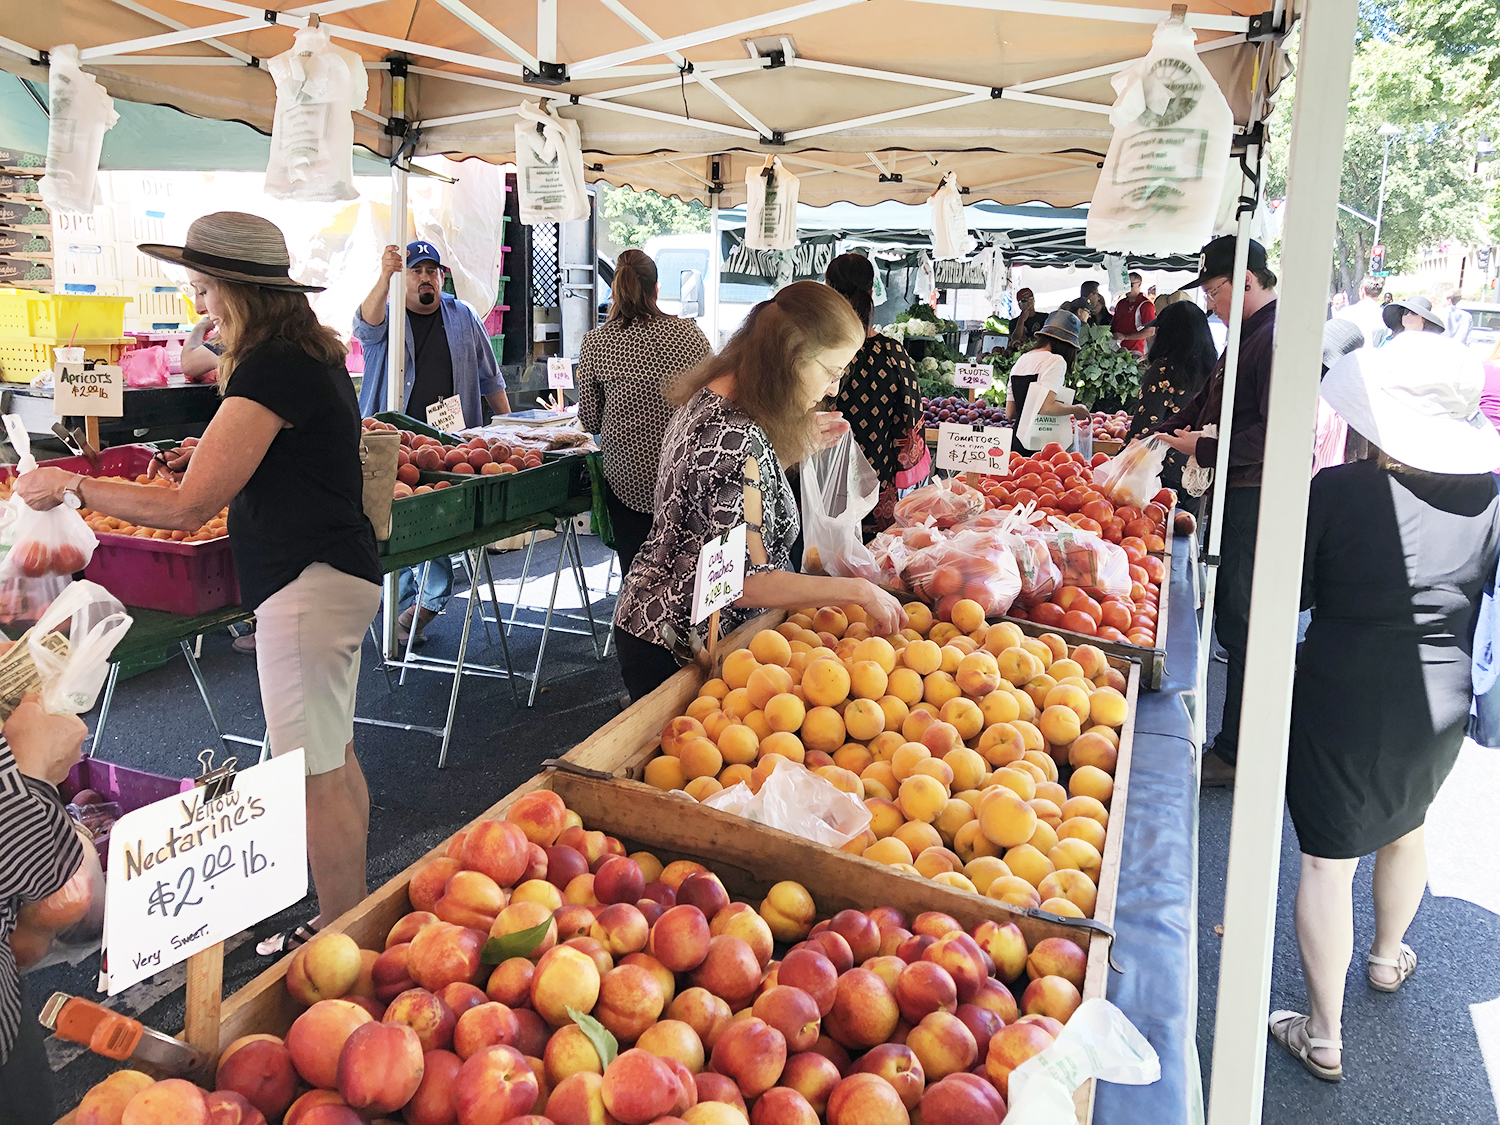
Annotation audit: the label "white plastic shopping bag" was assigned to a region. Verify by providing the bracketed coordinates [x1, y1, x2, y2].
[1085, 16, 1233, 253]
[41, 46, 119, 215]
[744, 158, 799, 251]
[516, 102, 589, 224]
[1005, 999, 1161, 1124]
[265, 26, 368, 202]
[28, 580, 131, 715]
[930, 172, 968, 261]
[410, 155, 510, 318]
[0, 416, 98, 582]
[704, 759, 871, 847]
[801, 431, 882, 581]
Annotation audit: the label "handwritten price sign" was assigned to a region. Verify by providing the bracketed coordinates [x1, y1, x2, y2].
[547, 357, 574, 390]
[425, 394, 464, 434]
[936, 423, 1012, 477]
[54, 362, 123, 417]
[104, 751, 308, 995]
[953, 363, 995, 390]
[690, 523, 747, 625]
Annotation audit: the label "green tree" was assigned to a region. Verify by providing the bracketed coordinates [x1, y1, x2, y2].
[1265, 0, 1495, 294]
[598, 185, 708, 249]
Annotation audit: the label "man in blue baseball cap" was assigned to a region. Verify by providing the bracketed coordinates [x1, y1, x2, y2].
[354, 241, 511, 643]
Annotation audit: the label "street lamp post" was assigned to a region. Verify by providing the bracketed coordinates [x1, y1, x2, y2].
[1372, 123, 1402, 265]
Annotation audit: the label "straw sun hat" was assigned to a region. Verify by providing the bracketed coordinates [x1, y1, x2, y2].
[1321, 332, 1500, 475]
[138, 211, 325, 292]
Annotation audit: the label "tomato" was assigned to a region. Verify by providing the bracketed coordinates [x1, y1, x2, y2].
[1075, 595, 1103, 625]
[1144, 502, 1169, 526]
[1100, 601, 1133, 632]
[1129, 581, 1148, 601]
[1031, 602, 1068, 628]
[1062, 610, 1098, 635]
[1057, 489, 1087, 513]
[1053, 586, 1083, 610]
[1010, 489, 1038, 507]
[1123, 517, 1154, 540]
[1035, 492, 1059, 509]
[1121, 542, 1146, 566]
[1091, 453, 1110, 468]
[1144, 533, 1167, 553]
[1143, 556, 1167, 584]
[1128, 564, 1150, 586]
[1071, 451, 1088, 464]
[1096, 625, 1127, 643]
[1079, 500, 1113, 525]
[1008, 605, 1030, 621]
[1075, 516, 1105, 534]
[931, 566, 963, 596]
[1102, 518, 1125, 542]
[1127, 630, 1155, 646]
[54, 545, 86, 573]
[1041, 442, 1064, 458]
[1062, 475, 1089, 491]
[1153, 488, 1177, 507]
[12, 541, 50, 577]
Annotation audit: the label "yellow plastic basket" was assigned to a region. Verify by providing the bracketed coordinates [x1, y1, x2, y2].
[0, 337, 131, 384]
[27, 294, 131, 341]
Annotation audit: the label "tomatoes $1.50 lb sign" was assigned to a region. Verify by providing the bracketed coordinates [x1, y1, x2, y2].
[104, 750, 308, 995]
[936, 423, 1012, 477]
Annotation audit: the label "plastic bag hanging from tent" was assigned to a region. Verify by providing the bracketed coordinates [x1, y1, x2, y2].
[410, 155, 508, 319]
[1084, 16, 1232, 253]
[515, 102, 588, 224]
[265, 26, 367, 202]
[1103, 253, 1130, 298]
[40, 46, 118, 215]
[981, 244, 1017, 319]
[744, 158, 799, 251]
[930, 173, 967, 261]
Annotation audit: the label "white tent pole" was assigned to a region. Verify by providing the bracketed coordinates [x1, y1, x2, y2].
[538, 0, 557, 64]
[431, 0, 542, 73]
[1194, 155, 1256, 750]
[1009, 33, 1245, 92]
[1206, 0, 1360, 1120]
[785, 93, 990, 141]
[106, 0, 254, 63]
[910, 0, 1249, 33]
[381, 67, 411, 663]
[80, 17, 268, 59]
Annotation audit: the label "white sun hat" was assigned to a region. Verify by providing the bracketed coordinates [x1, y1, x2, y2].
[1321, 332, 1500, 475]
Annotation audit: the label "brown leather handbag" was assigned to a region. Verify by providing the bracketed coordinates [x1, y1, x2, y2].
[359, 431, 401, 540]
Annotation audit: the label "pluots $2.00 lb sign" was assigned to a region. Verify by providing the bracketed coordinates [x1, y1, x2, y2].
[103, 751, 308, 995]
[936, 423, 1013, 477]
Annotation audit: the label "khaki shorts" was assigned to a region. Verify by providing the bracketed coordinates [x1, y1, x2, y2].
[255, 562, 381, 776]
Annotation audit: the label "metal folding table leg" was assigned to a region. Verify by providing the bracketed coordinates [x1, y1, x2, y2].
[368, 625, 396, 693]
[564, 520, 603, 660]
[88, 663, 122, 756]
[527, 524, 574, 706]
[180, 639, 232, 756]
[437, 554, 481, 768]
[458, 551, 494, 647]
[398, 559, 431, 687]
[478, 548, 521, 708]
[507, 530, 539, 634]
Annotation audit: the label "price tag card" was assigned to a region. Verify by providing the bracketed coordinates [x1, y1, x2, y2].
[425, 395, 464, 434]
[54, 363, 123, 418]
[104, 751, 308, 995]
[954, 363, 994, 390]
[936, 423, 1012, 476]
[547, 357, 574, 389]
[690, 523, 747, 625]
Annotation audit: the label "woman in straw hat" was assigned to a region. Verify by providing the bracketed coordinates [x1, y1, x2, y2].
[1269, 330, 1500, 1082]
[18, 213, 382, 944]
[1005, 309, 1091, 454]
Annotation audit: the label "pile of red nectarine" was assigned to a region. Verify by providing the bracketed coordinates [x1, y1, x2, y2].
[75, 791, 1089, 1125]
[371, 417, 547, 502]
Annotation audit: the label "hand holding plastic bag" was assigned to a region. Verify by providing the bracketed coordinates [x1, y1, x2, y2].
[801, 431, 882, 581]
[703, 758, 871, 847]
[1005, 999, 1161, 1124]
[29, 580, 132, 715]
[0, 416, 98, 580]
[1093, 438, 1166, 508]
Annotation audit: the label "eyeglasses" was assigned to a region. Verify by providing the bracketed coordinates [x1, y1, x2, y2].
[817, 358, 849, 387]
[1204, 278, 1233, 304]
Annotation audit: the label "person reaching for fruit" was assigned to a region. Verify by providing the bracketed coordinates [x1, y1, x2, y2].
[612, 281, 908, 701]
[17, 213, 382, 948]
[1125, 301, 1217, 519]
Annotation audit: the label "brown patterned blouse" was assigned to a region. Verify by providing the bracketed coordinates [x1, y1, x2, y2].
[835, 335, 926, 532]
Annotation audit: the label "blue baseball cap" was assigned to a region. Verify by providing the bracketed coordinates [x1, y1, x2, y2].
[406, 241, 442, 268]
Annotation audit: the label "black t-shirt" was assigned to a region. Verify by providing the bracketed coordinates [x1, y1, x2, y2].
[405, 306, 454, 416]
[224, 340, 381, 610]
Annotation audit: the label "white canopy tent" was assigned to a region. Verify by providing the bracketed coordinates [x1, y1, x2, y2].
[0, 3, 1363, 1123]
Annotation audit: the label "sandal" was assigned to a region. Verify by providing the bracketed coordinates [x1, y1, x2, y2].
[256, 920, 321, 957]
[1367, 944, 1417, 992]
[1268, 1010, 1343, 1082]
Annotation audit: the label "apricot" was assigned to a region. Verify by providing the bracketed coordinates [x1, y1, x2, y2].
[977, 788, 1036, 849]
[1026, 819, 1059, 856]
[722, 688, 755, 720]
[1089, 686, 1128, 728]
[749, 629, 793, 667]
[934, 798, 975, 842]
[1049, 838, 1103, 883]
[661, 716, 708, 757]
[1070, 644, 1109, 680]
[1060, 794, 1109, 828]
[952, 820, 1002, 864]
[864, 837, 914, 867]
[700, 678, 731, 701]
[897, 775, 948, 824]
[949, 598, 986, 634]
[1069, 766, 1115, 805]
[893, 819, 942, 857]
[839, 698, 884, 742]
[645, 755, 687, 791]
[1038, 705, 1082, 747]
[942, 747, 987, 792]
[1037, 869, 1098, 917]
[865, 797, 904, 838]
[1043, 684, 1091, 725]
[1023, 749, 1060, 783]
[722, 649, 760, 690]
[903, 602, 935, 635]
[803, 659, 852, 706]
[875, 695, 910, 733]
[885, 667, 924, 707]
[1068, 732, 1118, 774]
[982, 621, 1026, 653]
[902, 639, 942, 676]
[1028, 798, 1064, 831]
[848, 660, 889, 702]
[963, 856, 1012, 895]
[686, 696, 721, 723]
[991, 767, 1037, 801]
[923, 671, 961, 708]
[716, 723, 760, 766]
[747, 665, 794, 709]
[684, 777, 723, 801]
[995, 648, 1040, 687]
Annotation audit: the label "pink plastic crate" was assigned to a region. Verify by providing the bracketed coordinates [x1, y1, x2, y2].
[1, 444, 241, 614]
[61, 758, 196, 871]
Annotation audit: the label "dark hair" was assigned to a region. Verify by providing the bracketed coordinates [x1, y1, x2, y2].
[1128, 272, 1142, 283]
[1253, 266, 1279, 290]
[1080, 280, 1100, 298]
[212, 279, 344, 392]
[670, 281, 863, 463]
[824, 253, 875, 330]
[1145, 301, 1217, 396]
[1032, 336, 1079, 372]
[607, 248, 662, 328]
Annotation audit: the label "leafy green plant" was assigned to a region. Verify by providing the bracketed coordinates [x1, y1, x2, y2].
[1066, 325, 1143, 410]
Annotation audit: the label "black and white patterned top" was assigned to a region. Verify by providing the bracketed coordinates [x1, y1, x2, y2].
[1, 737, 83, 1062]
[577, 316, 713, 514]
[614, 389, 798, 660]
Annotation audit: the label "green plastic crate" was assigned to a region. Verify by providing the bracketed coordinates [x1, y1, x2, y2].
[418, 469, 510, 528]
[544, 450, 593, 500]
[501, 458, 572, 521]
[380, 479, 478, 557]
[374, 409, 462, 443]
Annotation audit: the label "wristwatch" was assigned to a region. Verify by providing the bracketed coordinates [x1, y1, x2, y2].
[62, 475, 86, 510]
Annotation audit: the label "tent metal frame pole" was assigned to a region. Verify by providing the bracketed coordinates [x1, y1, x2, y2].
[1206, 0, 1360, 1118]
[431, 0, 542, 73]
[382, 69, 410, 664]
[106, 0, 254, 63]
[910, 0, 1249, 33]
[1194, 156, 1255, 750]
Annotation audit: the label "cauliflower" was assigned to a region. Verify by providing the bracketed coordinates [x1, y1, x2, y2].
[921, 357, 940, 374]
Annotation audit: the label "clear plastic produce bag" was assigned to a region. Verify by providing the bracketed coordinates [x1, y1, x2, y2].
[16, 828, 106, 973]
[40, 46, 118, 215]
[29, 580, 131, 715]
[903, 529, 1023, 616]
[999, 505, 1063, 605]
[1042, 519, 1133, 597]
[265, 25, 368, 202]
[1093, 437, 1166, 508]
[801, 431, 881, 581]
[1005, 999, 1160, 1124]
[892, 478, 986, 529]
[0, 416, 98, 581]
[704, 759, 871, 848]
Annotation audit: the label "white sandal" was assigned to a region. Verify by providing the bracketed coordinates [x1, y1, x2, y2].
[1268, 1010, 1343, 1082]
[1367, 944, 1417, 992]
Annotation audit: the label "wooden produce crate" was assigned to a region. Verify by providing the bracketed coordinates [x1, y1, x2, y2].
[1009, 569, 1170, 691]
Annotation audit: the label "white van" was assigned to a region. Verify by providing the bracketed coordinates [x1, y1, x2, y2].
[1461, 303, 1500, 355]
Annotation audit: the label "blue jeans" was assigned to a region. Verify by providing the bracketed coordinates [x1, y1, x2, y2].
[399, 555, 454, 615]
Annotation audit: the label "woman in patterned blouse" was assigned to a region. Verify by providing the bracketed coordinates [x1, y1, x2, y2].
[578, 250, 712, 573]
[613, 282, 909, 701]
[825, 254, 929, 534]
[1126, 300, 1217, 502]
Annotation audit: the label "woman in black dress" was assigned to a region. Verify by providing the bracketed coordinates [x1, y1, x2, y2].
[1269, 332, 1500, 1082]
[1126, 301, 1217, 511]
[825, 254, 928, 533]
